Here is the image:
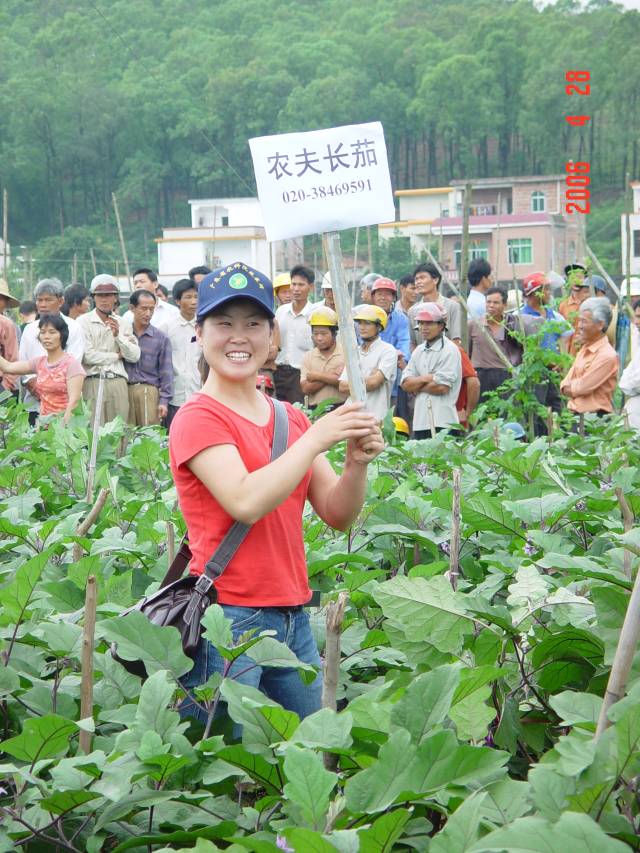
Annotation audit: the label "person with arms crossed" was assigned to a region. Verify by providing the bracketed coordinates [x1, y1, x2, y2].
[79, 274, 140, 424]
[274, 264, 314, 404]
[338, 304, 397, 422]
[401, 303, 462, 438]
[468, 287, 522, 401]
[300, 306, 346, 410]
[170, 262, 382, 723]
[126, 290, 173, 426]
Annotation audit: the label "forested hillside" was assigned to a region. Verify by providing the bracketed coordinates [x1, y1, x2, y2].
[0, 0, 637, 267]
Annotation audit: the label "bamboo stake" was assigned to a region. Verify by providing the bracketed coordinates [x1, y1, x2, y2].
[166, 520, 176, 567]
[448, 469, 461, 591]
[86, 370, 105, 502]
[352, 226, 359, 303]
[366, 225, 373, 272]
[323, 232, 366, 403]
[90, 247, 97, 276]
[322, 591, 348, 770]
[72, 488, 110, 562]
[595, 547, 640, 739]
[112, 192, 131, 289]
[427, 396, 436, 438]
[615, 487, 634, 581]
[2, 189, 7, 277]
[423, 247, 514, 372]
[579, 413, 585, 437]
[547, 407, 554, 444]
[79, 576, 97, 754]
[459, 182, 471, 350]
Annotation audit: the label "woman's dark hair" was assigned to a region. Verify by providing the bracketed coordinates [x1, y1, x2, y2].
[38, 313, 69, 349]
[173, 278, 198, 302]
[62, 284, 89, 315]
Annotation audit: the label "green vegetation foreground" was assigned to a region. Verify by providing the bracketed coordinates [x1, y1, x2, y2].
[0, 404, 639, 851]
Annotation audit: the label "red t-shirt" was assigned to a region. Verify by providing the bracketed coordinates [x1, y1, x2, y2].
[169, 393, 313, 606]
[455, 345, 477, 428]
[27, 353, 85, 416]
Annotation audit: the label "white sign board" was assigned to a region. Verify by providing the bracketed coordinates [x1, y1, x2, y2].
[249, 122, 395, 242]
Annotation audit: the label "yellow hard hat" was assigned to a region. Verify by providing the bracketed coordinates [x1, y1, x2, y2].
[393, 416, 410, 436]
[308, 306, 338, 327]
[353, 303, 388, 330]
[273, 273, 291, 291]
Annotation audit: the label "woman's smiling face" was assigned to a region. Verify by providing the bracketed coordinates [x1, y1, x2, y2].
[197, 299, 272, 382]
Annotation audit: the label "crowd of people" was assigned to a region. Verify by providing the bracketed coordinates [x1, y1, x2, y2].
[0, 257, 639, 436]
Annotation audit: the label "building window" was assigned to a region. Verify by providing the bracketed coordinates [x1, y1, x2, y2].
[221, 216, 229, 226]
[531, 191, 546, 212]
[454, 239, 489, 268]
[507, 238, 533, 265]
[634, 230, 640, 257]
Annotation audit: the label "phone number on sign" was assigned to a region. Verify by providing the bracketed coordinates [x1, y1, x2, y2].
[282, 178, 372, 203]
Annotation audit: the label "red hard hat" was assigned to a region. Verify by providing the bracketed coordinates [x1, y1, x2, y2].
[415, 302, 446, 323]
[522, 272, 546, 296]
[371, 277, 397, 294]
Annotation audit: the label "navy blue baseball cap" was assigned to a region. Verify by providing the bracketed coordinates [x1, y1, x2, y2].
[584, 274, 607, 293]
[196, 262, 275, 322]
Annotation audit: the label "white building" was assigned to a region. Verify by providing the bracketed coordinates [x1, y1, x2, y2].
[378, 187, 454, 254]
[621, 181, 640, 276]
[156, 197, 302, 286]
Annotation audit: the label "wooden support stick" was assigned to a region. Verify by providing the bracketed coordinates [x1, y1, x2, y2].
[615, 487, 634, 581]
[427, 397, 436, 439]
[85, 370, 105, 503]
[579, 413, 585, 437]
[89, 247, 97, 276]
[73, 488, 110, 562]
[547, 407, 554, 444]
[323, 232, 366, 403]
[322, 591, 348, 770]
[595, 546, 640, 739]
[79, 576, 97, 755]
[166, 520, 176, 567]
[449, 469, 462, 591]
[112, 192, 131, 290]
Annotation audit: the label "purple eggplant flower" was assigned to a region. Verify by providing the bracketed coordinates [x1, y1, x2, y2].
[276, 837, 294, 852]
[524, 540, 537, 557]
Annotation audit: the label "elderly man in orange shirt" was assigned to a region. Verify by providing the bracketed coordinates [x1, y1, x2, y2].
[560, 296, 618, 416]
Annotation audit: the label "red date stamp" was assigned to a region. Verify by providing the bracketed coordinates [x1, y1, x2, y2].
[564, 70, 591, 214]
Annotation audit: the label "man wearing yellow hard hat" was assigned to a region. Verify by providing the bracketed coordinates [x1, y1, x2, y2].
[300, 306, 346, 410]
[338, 304, 397, 421]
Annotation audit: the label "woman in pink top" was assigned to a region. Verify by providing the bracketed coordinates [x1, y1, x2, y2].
[0, 313, 85, 423]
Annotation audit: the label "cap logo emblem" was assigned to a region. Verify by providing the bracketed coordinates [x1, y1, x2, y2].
[229, 273, 248, 290]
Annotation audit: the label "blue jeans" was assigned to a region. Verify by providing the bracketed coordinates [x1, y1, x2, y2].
[179, 605, 323, 725]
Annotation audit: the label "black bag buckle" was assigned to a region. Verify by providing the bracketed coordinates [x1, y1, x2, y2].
[194, 574, 214, 597]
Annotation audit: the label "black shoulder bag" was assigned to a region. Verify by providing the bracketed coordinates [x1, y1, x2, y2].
[111, 398, 289, 678]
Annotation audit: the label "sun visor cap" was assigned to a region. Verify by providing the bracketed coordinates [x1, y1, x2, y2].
[197, 263, 275, 321]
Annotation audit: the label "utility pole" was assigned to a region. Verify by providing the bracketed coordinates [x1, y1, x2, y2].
[459, 182, 472, 349]
[112, 192, 131, 290]
[2, 189, 8, 278]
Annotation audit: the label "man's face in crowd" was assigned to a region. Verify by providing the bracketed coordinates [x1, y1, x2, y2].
[276, 286, 291, 305]
[133, 272, 157, 294]
[35, 292, 64, 316]
[577, 309, 602, 345]
[323, 288, 335, 310]
[414, 271, 439, 297]
[132, 293, 156, 328]
[178, 288, 198, 321]
[290, 275, 311, 309]
[572, 284, 590, 305]
[486, 292, 505, 320]
[312, 326, 335, 352]
[400, 281, 417, 306]
[418, 319, 444, 343]
[371, 288, 395, 315]
[94, 292, 118, 315]
[357, 319, 378, 341]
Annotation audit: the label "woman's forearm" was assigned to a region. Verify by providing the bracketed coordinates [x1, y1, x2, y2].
[320, 459, 368, 531]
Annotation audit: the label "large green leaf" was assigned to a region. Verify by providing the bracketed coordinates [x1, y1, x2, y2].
[392, 664, 461, 743]
[374, 576, 475, 655]
[220, 679, 297, 756]
[462, 493, 525, 537]
[468, 812, 629, 852]
[430, 792, 487, 853]
[283, 746, 336, 829]
[217, 745, 282, 794]
[247, 636, 318, 685]
[0, 549, 51, 623]
[0, 714, 77, 762]
[39, 789, 101, 815]
[358, 808, 412, 853]
[96, 611, 193, 677]
[290, 708, 353, 751]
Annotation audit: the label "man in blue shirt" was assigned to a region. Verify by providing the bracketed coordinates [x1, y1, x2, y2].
[370, 277, 410, 408]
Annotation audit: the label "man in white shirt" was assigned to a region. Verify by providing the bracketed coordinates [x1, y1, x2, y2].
[339, 304, 397, 421]
[78, 274, 141, 424]
[401, 302, 462, 438]
[165, 278, 201, 429]
[121, 267, 178, 334]
[467, 259, 493, 319]
[274, 264, 314, 404]
[19, 278, 85, 423]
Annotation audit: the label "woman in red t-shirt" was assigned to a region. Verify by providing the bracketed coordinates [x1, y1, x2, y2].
[0, 313, 85, 424]
[169, 263, 383, 724]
